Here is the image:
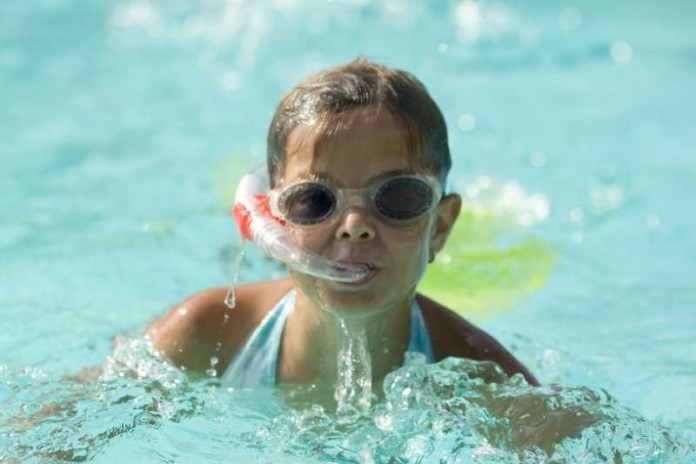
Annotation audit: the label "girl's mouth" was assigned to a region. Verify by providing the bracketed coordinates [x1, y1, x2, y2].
[331, 262, 379, 287]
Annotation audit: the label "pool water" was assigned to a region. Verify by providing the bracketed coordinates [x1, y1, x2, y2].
[1, 0, 695, 462]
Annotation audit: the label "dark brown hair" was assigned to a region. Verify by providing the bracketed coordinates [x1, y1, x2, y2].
[267, 58, 451, 186]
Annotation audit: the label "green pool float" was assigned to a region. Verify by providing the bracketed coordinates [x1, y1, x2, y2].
[420, 205, 556, 321]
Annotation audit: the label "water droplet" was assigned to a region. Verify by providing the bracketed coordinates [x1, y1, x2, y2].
[569, 208, 584, 223]
[530, 151, 546, 168]
[541, 349, 562, 366]
[559, 7, 581, 30]
[225, 240, 246, 309]
[457, 113, 476, 132]
[375, 411, 394, 430]
[646, 214, 661, 229]
[611, 41, 632, 63]
[590, 185, 625, 213]
[456, 1, 481, 29]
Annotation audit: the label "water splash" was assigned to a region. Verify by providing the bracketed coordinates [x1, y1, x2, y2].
[223, 239, 246, 309]
[0, 337, 281, 461]
[461, 176, 550, 228]
[334, 320, 373, 415]
[262, 358, 694, 462]
[1, 342, 692, 462]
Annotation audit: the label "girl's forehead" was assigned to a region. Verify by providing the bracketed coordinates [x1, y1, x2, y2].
[282, 107, 429, 185]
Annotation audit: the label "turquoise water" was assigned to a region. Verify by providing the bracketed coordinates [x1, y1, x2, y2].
[1, 0, 696, 461]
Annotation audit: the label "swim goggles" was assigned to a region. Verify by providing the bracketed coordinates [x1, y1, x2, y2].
[268, 174, 443, 227]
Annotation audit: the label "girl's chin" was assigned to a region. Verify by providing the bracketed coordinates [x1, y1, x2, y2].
[313, 288, 392, 317]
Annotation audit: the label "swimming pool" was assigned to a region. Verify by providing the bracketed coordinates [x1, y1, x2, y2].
[1, 0, 695, 461]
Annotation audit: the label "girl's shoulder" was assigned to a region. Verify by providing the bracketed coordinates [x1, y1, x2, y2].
[146, 278, 294, 374]
[416, 293, 539, 386]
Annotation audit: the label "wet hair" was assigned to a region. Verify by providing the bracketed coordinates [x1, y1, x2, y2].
[267, 58, 451, 187]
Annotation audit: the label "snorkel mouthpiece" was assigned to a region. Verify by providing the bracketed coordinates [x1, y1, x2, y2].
[233, 165, 370, 283]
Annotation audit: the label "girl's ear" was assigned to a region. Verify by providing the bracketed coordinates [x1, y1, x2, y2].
[429, 193, 462, 262]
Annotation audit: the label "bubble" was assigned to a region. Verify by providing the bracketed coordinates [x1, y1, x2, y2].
[646, 214, 661, 229]
[358, 447, 376, 464]
[455, 0, 481, 43]
[457, 113, 476, 132]
[437, 42, 449, 53]
[559, 7, 581, 30]
[611, 41, 633, 63]
[438, 254, 452, 265]
[221, 72, 240, 92]
[568, 208, 584, 223]
[590, 185, 624, 213]
[403, 434, 432, 460]
[466, 184, 480, 198]
[383, 0, 409, 16]
[530, 151, 546, 168]
[110, 1, 163, 37]
[541, 349, 562, 367]
[463, 176, 550, 226]
[456, 0, 481, 27]
[571, 231, 584, 244]
[375, 411, 394, 431]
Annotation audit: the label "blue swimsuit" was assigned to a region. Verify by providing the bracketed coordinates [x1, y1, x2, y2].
[221, 290, 435, 387]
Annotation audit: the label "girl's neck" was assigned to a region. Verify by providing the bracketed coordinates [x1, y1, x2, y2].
[276, 289, 413, 389]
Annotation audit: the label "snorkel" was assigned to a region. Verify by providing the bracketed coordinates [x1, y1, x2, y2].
[231, 164, 370, 288]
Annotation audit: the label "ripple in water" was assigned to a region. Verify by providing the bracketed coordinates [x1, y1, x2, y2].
[0, 337, 693, 462]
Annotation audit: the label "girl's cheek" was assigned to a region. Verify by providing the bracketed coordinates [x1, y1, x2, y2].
[291, 226, 334, 251]
[379, 218, 431, 243]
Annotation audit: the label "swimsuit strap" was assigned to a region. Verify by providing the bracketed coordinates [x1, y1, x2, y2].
[406, 298, 436, 363]
[221, 291, 295, 387]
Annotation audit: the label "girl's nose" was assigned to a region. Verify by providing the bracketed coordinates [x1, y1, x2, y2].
[335, 208, 376, 242]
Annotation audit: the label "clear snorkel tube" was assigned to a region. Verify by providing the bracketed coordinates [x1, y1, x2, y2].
[225, 164, 370, 307]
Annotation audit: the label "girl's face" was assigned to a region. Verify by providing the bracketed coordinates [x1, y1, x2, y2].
[279, 106, 460, 319]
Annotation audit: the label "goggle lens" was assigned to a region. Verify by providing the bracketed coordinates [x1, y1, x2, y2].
[279, 183, 336, 226]
[375, 177, 434, 220]
[274, 175, 440, 227]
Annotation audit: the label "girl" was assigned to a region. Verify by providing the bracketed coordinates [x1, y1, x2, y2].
[147, 59, 538, 403]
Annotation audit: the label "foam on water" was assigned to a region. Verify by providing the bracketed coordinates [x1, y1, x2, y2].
[1, 337, 692, 462]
